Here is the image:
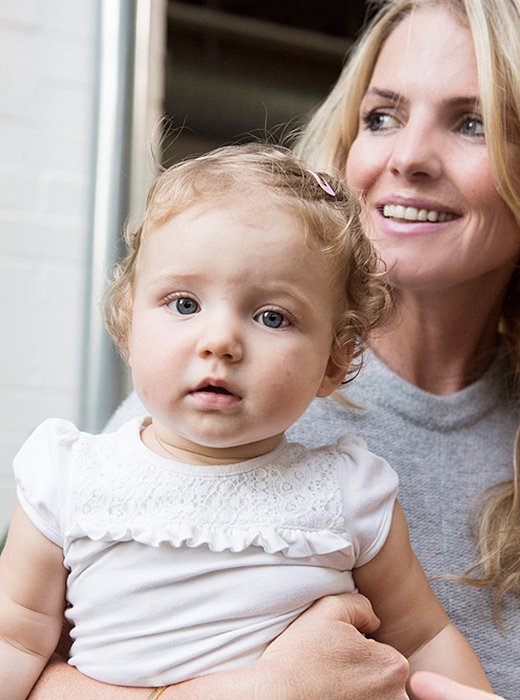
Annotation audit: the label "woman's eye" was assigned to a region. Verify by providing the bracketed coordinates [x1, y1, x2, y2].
[167, 296, 200, 315]
[255, 310, 287, 329]
[459, 115, 485, 138]
[362, 110, 400, 132]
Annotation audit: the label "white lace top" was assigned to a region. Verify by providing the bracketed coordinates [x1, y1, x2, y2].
[14, 417, 398, 686]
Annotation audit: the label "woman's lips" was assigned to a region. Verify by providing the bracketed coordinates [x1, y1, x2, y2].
[382, 203, 457, 223]
[372, 204, 461, 238]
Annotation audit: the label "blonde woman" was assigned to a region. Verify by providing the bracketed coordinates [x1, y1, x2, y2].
[293, 0, 520, 697]
[28, 1, 518, 698]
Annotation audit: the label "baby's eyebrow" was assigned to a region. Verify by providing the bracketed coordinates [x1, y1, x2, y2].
[145, 271, 201, 285]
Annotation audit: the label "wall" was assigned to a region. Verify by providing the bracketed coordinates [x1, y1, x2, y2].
[0, 0, 98, 529]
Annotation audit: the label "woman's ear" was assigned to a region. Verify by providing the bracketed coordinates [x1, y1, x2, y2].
[316, 347, 353, 397]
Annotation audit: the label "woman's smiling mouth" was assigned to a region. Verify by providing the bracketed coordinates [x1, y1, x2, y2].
[382, 204, 457, 222]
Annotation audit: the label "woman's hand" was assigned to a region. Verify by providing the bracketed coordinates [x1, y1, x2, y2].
[256, 593, 410, 699]
[410, 672, 506, 700]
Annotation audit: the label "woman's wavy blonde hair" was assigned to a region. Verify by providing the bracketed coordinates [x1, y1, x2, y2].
[104, 143, 393, 382]
[296, 0, 520, 620]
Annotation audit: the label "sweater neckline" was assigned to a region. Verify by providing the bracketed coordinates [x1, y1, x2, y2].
[343, 347, 515, 431]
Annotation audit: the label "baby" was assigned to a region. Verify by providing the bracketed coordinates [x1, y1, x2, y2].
[0, 144, 492, 698]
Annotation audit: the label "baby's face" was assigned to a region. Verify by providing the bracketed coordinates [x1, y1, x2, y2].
[128, 198, 345, 464]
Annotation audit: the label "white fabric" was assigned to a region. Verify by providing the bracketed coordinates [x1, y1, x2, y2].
[14, 416, 398, 686]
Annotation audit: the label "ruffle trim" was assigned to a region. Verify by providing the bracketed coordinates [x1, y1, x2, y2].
[66, 523, 354, 559]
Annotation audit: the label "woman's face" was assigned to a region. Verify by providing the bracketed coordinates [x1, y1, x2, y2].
[345, 6, 520, 293]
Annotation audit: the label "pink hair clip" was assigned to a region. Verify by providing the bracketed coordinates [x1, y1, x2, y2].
[307, 169, 336, 197]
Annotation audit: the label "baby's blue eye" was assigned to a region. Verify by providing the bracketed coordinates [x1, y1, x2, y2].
[256, 310, 286, 328]
[169, 297, 200, 315]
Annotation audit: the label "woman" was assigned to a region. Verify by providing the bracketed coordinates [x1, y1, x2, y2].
[28, 0, 518, 698]
[291, 1, 520, 697]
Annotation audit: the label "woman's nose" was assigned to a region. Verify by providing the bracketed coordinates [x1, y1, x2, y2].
[387, 119, 443, 181]
[196, 322, 243, 362]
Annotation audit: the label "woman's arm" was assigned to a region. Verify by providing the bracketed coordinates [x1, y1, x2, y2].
[354, 503, 492, 694]
[29, 594, 410, 700]
[0, 504, 67, 699]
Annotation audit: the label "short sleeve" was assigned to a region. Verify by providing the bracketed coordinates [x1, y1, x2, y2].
[13, 418, 78, 546]
[335, 433, 399, 567]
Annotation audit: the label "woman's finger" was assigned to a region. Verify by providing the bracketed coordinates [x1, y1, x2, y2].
[410, 672, 505, 700]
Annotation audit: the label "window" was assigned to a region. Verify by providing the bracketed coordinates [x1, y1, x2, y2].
[163, 0, 371, 162]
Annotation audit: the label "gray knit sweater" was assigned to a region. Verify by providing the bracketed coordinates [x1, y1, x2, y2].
[288, 349, 519, 698]
[107, 350, 519, 697]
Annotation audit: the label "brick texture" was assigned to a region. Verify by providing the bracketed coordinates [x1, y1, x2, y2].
[0, 0, 97, 529]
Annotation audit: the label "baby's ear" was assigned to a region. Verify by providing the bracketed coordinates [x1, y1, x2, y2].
[316, 347, 353, 397]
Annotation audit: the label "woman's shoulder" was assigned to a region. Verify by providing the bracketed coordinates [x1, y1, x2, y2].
[103, 393, 146, 433]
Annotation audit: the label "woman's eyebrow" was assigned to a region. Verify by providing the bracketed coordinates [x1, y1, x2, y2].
[363, 87, 403, 103]
[443, 95, 481, 110]
[364, 86, 480, 111]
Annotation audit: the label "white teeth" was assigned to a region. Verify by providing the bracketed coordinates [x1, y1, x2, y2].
[383, 204, 455, 222]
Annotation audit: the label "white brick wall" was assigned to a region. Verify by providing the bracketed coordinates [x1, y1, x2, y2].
[0, 0, 98, 529]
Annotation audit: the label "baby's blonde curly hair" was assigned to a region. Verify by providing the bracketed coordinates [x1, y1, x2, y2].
[103, 143, 393, 378]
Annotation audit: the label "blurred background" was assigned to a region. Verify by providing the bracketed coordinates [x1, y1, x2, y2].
[0, 0, 372, 529]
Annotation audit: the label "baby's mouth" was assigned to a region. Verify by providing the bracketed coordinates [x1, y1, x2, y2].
[196, 385, 233, 395]
[189, 381, 242, 408]
[191, 380, 242, 400]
